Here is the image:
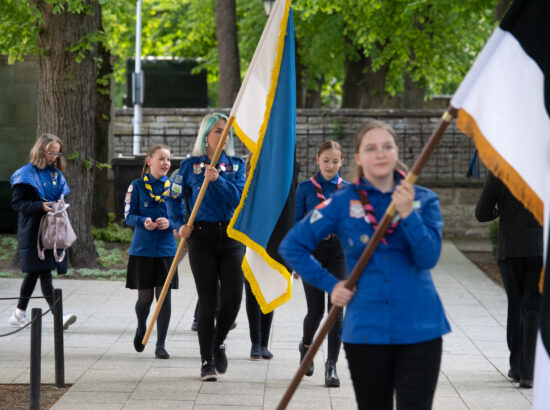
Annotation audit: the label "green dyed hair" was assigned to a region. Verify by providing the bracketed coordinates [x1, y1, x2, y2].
[192, 113, 235, 156]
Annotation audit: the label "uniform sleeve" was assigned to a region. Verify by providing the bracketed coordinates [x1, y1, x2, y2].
[475, 173, 500, 222]
[295, 183, 307, 222]
[165, 196, 183, 231]
[279, 198, 342, 294]
[399, 191, 443, 269]
[11, 184, 44, 215]
[58, 171, 71, 198]
[209, 160, 246, 208]
[124, 183, 146, 227]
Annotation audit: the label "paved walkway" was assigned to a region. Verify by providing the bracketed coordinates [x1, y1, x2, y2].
[0, 241, 534, 409]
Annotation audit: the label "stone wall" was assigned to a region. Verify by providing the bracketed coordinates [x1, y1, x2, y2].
[114, 108, 490, 239]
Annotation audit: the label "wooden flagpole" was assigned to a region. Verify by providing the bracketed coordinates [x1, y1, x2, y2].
[141, 115, 235, 347]
[276, 107, 457, 410]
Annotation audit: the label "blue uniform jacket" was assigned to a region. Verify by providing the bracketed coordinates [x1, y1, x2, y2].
[124, 175, 178, 257]
[295, 172, 350, 222]
[10, 163, 71, 273]
[280, 173, 451, 345]
[10, 163, 70, 201]
[170, 152, 246, 225]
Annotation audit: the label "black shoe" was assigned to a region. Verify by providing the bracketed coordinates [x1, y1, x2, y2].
[155, 346, 170, 359]
[261, 346, 273, 360]
[214, 343, 228, 374]
[299, 341, 314, 377]
[250, 343, 262, 360]
[325, 360, 340, 387]
[507, 369, 520, 382]
[134, 328, 145, 353]
[191, 319, 198, 332]
[519, 379, 533, 388]
[229, 321, 237, 331]
[200, 360, 217, 381]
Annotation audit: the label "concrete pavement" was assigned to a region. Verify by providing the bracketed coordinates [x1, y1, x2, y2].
[0, 241, 534, 409]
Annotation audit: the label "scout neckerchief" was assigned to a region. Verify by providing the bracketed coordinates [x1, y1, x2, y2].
[143, 174, 170, 203]
[355, 172, 405, 245]
[309, 173, 342, 203]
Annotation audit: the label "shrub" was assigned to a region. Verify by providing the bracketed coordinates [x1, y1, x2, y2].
[92, 213, 133, 243]
[0, 236, 17, 261]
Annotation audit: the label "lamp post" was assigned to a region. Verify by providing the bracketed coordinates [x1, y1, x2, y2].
[261, 0, 275, 16]
[132, 0, 144, 155]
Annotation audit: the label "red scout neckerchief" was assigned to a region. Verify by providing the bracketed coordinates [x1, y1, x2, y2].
[309, 173, 342, 203]
[355, 170, 407, 245]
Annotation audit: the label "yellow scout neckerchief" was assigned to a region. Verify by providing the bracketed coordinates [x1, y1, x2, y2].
[143, 174, 170, 203]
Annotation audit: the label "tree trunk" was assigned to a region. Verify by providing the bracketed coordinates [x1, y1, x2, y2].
[32, 0, 100, 267]
[401, 46, 426, 109]
[359, 57, 389, 109]
[216, 0, 241, 107]
[93, 29, 113, 228]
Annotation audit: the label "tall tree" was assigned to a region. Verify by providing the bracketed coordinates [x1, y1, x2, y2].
[30, 0, 102, 266]
[215, 0, 241, 107]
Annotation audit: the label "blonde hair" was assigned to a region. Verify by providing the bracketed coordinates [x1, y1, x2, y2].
[142, 144, 170, 177]
[191, 113, 235, 157]
[353, 120, 407, 180]
[29, 133, 66, 172]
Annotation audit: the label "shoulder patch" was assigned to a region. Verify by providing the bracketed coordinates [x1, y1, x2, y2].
[124, 192, 132, 204]
[174, 174, 183, 184]
[127, 184, 133, 193]
[349, 200, 365, 218]
[309, 209, 324, 224]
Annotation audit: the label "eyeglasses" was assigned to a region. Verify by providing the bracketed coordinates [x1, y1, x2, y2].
[46, 152, 62, 157]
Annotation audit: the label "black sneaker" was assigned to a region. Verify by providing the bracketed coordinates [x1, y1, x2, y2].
[155, 346, 170, 359]
[201, 360, 217, 381]
[250, 343, 262, 360]
[261, 346, 273, 360]
[214, 343, 228, 374]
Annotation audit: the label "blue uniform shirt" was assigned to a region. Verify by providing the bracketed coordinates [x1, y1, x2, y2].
[170, 152, 246, 225]
[125, 174, 178, 257]
[10, 163, 70, 201]
[280, 173, 451, 345]
[295, 172, 350, 222]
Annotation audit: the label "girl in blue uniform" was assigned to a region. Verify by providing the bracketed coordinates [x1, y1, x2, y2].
[173, 113, 246, 381]
[294, 140, 349, 387]
[125, 144, 179, 360]
[8, 133, 77, 330]
[280, 120, 450, 410]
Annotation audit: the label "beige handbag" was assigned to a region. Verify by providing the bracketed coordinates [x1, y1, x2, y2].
[37, 196, 77, 262]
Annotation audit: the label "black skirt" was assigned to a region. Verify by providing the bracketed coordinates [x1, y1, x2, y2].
[126, 255, 179, 290]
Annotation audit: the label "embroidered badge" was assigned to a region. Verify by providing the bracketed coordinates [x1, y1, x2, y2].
[233, 164, 239, 172]
[171, 183, 182, 195]
[52, 181, 57, 186]
[309, 209, 323, 224]
[315, 198, 332, 210]
[50, 171, 58, 179]
[174, 174, 183, 184]
[124, 204, 130, 213]
[127, 184, 133, 193]
[348, 238, 355, 247]
[144, 202, 148, 207]
[360, 234, 369, 244]
[124, 192, 132, 204]
[193, 164, 203, 174]
[349, 200, 365, 218]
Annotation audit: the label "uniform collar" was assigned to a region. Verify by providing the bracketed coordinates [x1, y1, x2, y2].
[316, 172, 340, 185]
[357, 170, 405, 193]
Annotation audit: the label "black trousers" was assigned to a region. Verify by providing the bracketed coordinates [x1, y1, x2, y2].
[17, 270, 53, 311]
[344, 338, 442, 410]
[302, 237, 347, 361]
[188, 221, 244, 362]
[498, 256, 542, 381]
[245, 280, 273, 346]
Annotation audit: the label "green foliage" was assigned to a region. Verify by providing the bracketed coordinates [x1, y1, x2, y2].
[92, 215, 133, 243]
[66, 268, 126, 280]
[0, 236, 17, 261]
[489, 219, 499, 259]
[94, 240, 127, 267]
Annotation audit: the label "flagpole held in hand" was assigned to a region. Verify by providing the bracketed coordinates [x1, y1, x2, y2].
[276, 107, 457, 410]
[141, 116, 235, 348]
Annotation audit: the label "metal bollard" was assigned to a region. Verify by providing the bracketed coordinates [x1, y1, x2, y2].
[52, 288, 65, 387]
[30, 308, 42, 410]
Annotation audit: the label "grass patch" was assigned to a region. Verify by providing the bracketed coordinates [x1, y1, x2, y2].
[0, 236, 17, 261]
